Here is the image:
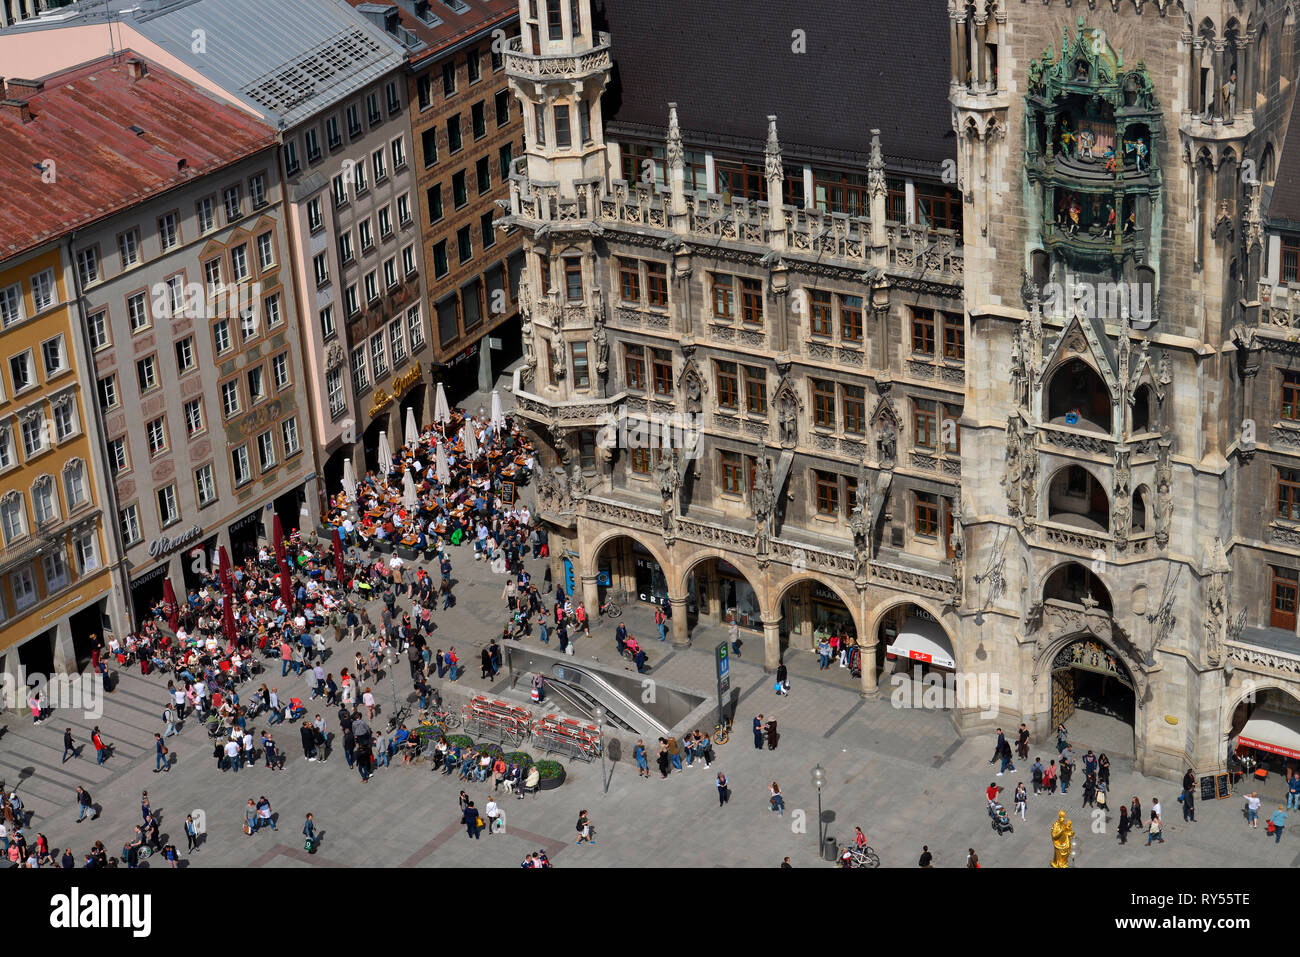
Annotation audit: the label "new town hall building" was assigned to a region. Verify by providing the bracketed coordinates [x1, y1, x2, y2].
[503, 0, 1300, 779]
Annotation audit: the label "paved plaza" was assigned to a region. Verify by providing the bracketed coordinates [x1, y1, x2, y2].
[1, 531, 1292, 870]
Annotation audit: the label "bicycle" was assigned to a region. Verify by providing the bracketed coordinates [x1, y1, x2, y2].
[712, 715, 733, 745]
[837, 844, 881, 868]
[598, 589, 625, 621]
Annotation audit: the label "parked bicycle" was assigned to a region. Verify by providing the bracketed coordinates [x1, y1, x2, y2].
[598, 588, 625, 621]
[837, 844, 881, 868]
[712, 714, 733, 745]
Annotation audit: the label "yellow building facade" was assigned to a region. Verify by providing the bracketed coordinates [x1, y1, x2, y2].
[0, 241, 121, 684]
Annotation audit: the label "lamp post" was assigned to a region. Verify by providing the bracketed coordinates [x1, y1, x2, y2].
[811, 763, 826, 852]
[593, 704, 607, 794]
[384, 650, 398, 731]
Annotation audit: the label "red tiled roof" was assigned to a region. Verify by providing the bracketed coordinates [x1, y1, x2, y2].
[0, 54, 277, 262]
[343, 0, 516, 67]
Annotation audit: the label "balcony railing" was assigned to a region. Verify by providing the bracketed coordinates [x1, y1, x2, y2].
[505, 33, 612, 80]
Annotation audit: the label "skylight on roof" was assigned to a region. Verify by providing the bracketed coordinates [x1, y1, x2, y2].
[439, 0, 470, 13]
[240, 28, 386, 115]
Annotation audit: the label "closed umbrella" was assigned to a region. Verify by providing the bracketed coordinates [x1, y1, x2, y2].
[489, 389, 505, 432]
[162, 578, 180, 633]
[279, 558, 294, 610]
[342, 458, 358, 502]
[377, 431, 392, 475]
[462, 424, 479, 460]
[332, 528, 347, 583]
[434, 381, 451, 425]
[218, 546, 237, 646]
[402, 468, 418, 510]
[272, 513, 285, 565]
[405, 405, 419, 449]
[436, 440, 450, 486]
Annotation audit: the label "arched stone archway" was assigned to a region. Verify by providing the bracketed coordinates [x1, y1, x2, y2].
[578, 528, 677, 639]
[864, 595, 961, 702]
[674, 549, 767, 650]
[1224, 679, 1300, 774]
[769, 572, 864, 670]
[1030, 626, 1144, 758]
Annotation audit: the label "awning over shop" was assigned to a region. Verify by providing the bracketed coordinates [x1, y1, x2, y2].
[886, 615, 956, 670]
[1238, 708, 1300, 761]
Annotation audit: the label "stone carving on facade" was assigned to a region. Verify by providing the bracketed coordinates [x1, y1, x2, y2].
[656, 448, 680, 536]
[665, 102, 685, 168]
[752, 443, 775, 559]
[870, 382, 901, 469]
[1204, 536, 1230, 667]
[774, 377, 800, 448]
[1004, 416, 1023, 517]
[1243, 182, 1264, 254]
[1112, 443, 1132, 551]
[1154, 439, 1172, 548]
[1009, 325, 1028, 409]
[848, 458, 871, 580]
[550, 320, 566, 381]
[680, 352, 705, 415]
[1020, 423, 1038, 529]
[591, 293, 609, 379]
[324, 342, 345, 372]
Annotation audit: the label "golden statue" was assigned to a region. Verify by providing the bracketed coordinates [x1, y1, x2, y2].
[1050, 809, 1074, 868]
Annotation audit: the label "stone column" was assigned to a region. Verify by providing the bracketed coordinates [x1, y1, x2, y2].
[1214, 41, 1227, 119]
[975, 16, 988, 90]
[669, 595, 690, 647]
[1239, 37, 1252, 114]
[54, 617, 77, 674]
[581, 573, 600, 617]
[762, 614, 781, 673]
[950, 16, 962, 87]
[1, 652, 22, 713]
[859, 640, 879, 698]
[1187, 37, 1200, 115]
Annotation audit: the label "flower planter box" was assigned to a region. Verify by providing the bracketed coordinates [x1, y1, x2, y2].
[538, 771, 565, 790]
[397, 545, 418, 561]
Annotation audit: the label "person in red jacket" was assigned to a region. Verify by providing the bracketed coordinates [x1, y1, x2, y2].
[91, 727, 107, 766]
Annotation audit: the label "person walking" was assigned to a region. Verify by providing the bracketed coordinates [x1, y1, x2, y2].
[656, 739, 670, 778]
[1246, 791, 1262, 829]
[91, 726, 107, 765]
[990, 728, 1006, 764]
[1181, 768, 1196, 823]
[75, 786, 94, 823]
[997, 738, 1015, 775]
[300, 722, 317, 762]
[575, 809, 594, 844]
[728, 618, 741, 657]
[1014, 782, 1027, 820]
[462, 800, 482, 839]
[753, 714, 764, 750]
[256, 796, 276, 831]
[1098, 752, 1111, 790]
[62, 728, 77, 763]
[184, 814, 199, 852]
[484, 797, 500, 835]
[633, 739, 649, 779]
[966, 849, 980, 868]
[1043, 760, 1057, 794]
[303, 813, 318, 853]
[244, 799, 259, 836]
[1288, 772, 1300, 811]
[775, 660, 789, 695]
[769, 782, 784, 816]
[1271, 806, 1288, 844]
[1117, 805, 1131, 845]
[1031, 757, 1044, 795]
[1059, 753, 1073, 794]
[153, 733, 171, 773]
[918, 845, 933, 867]
[1144, 812, 1164, 846]
[1016, 723, 1030, 762]
[1130, 796, 1143, 828]
[717, 772, 730, 806]
[163, 705, 177, 738]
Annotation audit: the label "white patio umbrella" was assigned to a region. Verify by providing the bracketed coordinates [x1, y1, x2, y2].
[461, 424, 479, 460]
[434, 381, 451, 425]
[377, 431, 392, 475]
[401, 469, 418, 510]
[404, 406, 419, 449]
[341, 458, 358, 502]
[489, 389, 505, 431]
[435, 440, 450, 486]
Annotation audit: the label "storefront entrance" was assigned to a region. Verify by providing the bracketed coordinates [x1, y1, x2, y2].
[229, 508, 265, 565]
[130, 563, 169, 630]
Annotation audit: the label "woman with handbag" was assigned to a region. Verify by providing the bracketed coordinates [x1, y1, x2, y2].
[717, 773, 731, 807]
[575, 810, 594, 844]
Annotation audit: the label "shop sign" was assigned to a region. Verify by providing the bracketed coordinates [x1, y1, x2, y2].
[812, 584, 840, 604]
[230, 510, 263, 533]
[370, 363, 422, 417]
[147, 523, 202, 559]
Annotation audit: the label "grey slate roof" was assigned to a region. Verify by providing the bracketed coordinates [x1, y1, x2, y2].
[593, 0, 956, 177]
[4, 0, 407, 129]
[1267, 89, 1300, 231]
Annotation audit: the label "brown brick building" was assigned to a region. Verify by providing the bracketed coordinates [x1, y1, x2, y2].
[354, 0, 525, 401]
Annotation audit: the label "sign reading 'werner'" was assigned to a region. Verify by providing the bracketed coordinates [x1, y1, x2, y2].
[147, 523, 202, 559]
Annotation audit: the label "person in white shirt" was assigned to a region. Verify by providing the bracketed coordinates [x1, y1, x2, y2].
[485, 798, 500, 834]
[223, 738, 240, 771]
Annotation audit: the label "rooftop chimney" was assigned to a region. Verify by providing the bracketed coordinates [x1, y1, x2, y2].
[126, 58, 149, 80]
[1, 99, 34, 124]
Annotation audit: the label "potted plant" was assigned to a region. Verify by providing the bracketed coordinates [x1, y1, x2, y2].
[447, 734, 474, 751]
[535, 759, 566, 790]
[505, 751, 534, 768]
[480, 743, 506, 762]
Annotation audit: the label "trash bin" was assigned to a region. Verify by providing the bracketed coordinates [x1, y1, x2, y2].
[822, 835, 837, 862]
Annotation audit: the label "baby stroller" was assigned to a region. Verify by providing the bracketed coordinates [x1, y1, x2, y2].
[990, 802, 1014, 836]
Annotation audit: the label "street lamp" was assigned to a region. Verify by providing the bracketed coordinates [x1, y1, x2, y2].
[592, 704, 607, 795]
[811, 763, 826, 851]
[384, 650, 398, 731]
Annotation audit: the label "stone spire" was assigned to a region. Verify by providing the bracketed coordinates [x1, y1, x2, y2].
[868, 128, 887, 253]
[764, 115, 786, 244]
[764, 114, 783, 184]
[666, 101, 686, 218]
